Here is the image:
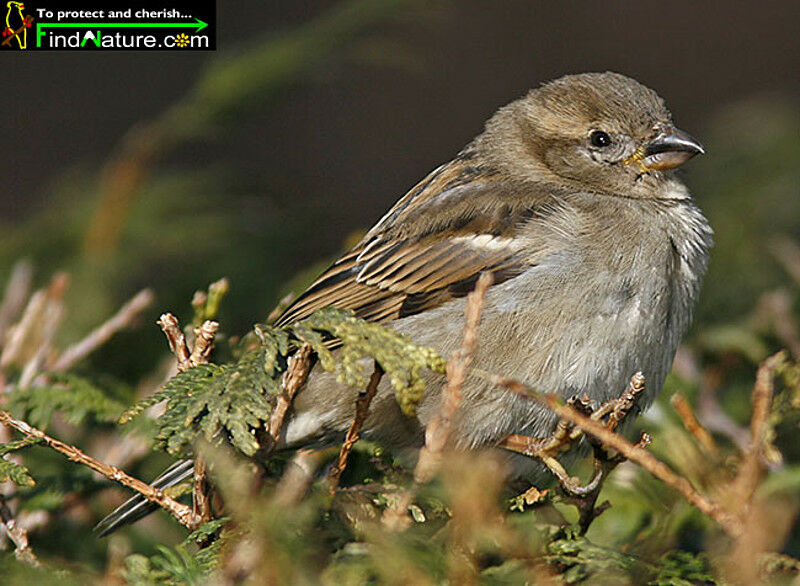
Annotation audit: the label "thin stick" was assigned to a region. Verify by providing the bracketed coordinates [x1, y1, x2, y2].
[485, 372, 745, 538]
[0, 409, 200, 530]
[192, 457, 213, 528]
[732, 352, 784, 507]
[0, 495, 38, 565]
[51, 288, 155, 372]
[327, 363, 384, 494]
[267, 344, 313, 446]
[189, 320, 219, 367]
[671, 393, 718, 456]
[415, 272, 492, 484]
[157, 313, 192, 372]
[0, 260, 33, 344]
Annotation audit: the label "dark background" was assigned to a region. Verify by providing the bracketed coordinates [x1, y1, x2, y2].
[5, 1, 798, 215]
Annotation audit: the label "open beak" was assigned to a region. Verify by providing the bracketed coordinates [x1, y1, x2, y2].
[638, 127, 705, 171]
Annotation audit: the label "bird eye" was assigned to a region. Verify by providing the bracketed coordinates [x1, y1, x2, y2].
[589, 130, 612, 148]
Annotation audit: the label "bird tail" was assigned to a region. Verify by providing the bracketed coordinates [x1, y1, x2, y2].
[94, 459, 194, 537]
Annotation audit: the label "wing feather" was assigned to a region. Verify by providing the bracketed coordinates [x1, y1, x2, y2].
[275, 156, 546, 328]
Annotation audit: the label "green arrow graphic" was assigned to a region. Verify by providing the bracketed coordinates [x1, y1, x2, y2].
[36, 17, 208, 46]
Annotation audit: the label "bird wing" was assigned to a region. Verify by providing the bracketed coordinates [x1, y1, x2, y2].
[275, 154, 543, 327]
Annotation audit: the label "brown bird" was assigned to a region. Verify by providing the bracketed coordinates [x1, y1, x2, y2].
[97, 72, 711, 535]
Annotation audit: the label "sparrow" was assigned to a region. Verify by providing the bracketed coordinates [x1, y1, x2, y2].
[97, 72, 711, 535]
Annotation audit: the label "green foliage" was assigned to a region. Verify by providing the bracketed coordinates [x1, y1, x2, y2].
[291, 307, 445, 415]
[7, 373, 128, 430]
[0, 437, 39, 486]
[122, 308, 443, 458]
[123, 519, 230, 585]
[649, 551, 718, 585]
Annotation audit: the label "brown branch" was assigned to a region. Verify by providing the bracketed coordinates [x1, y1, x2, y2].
[671, 393, 718, 456]
[415, 272, 492, 484]
[0, 409, 200, 530]
[157, 313, 192, 372]
[499, 374, 648, 532]
[0, 494, 38, 566]
[156, 311, 219, 528]
[274, 449, 327, 508]
[192, 457, 213, 529]
[266, 344, 313, 446]
[731, 352, 785, 508]
[327, 363, 384, 494]
[484, 371, 745, 538]
[50, 288, 155, 372]
[189, 320, 219, 367]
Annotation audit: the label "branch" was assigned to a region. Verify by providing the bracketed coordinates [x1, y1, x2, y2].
[50, 288, 155, 372]
[157, 313, 192, 372]
[327, 362, 384, 493]
[0, 409, 200, 530]
[189, 320, 219, 367]
[415, 271, 492, 483]
[731, 352, 785, 507]
[671, 393, 718, 456]
[484, 371, 745, 538]
[0, 260, 33, 345]
[266, 344, 313, 446]
[0, 494, 38, 566]
[156, 310, 219, 529]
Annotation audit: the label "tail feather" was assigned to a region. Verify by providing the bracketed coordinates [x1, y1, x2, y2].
[95, 459, 195, 537]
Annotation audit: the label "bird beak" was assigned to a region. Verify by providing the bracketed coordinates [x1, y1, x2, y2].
[635, 127, 705, 171]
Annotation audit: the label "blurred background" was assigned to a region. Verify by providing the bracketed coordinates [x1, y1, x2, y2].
[1, 0, 799, 578]
[3, 1, 798, 345]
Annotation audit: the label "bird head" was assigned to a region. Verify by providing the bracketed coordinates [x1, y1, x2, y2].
[481, 72, 704, 199]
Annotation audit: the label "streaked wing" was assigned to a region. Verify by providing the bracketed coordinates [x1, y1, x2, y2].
[276, 153, 539, 327]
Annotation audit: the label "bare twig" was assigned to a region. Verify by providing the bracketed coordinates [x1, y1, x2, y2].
[156, 311, 220, 528]
[274, 449, 326, 508]
[484, 371, 745, 538]
[0, 409, 200, 530]
[1, 273, 69, 369]
[328, 363, 384, 494]
[157, 313, 192, 372]
[697, 364, 750, 452]
[0, 494, 38, 565]
[731, 352, 785, 508]
[0, 260, 33, 344]
[671, 393, 719, 456]
[51, 288, 155, 372]
[18, 285, 65, 389]
[415, 272, 492, 484]
[192, 457, 213, 528]
[189, 320, 219, 367]
[266, 344, 313, 447]
[499, 374, 648, 533]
